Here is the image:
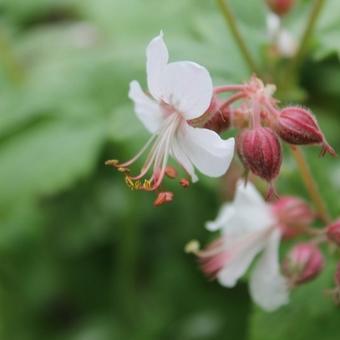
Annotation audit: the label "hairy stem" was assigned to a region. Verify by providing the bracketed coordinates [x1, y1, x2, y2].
[290, 146, 331, 224]
[216, 0, 259, 74]
[218, 92, 246, 111]
[214, 84, 245, 94]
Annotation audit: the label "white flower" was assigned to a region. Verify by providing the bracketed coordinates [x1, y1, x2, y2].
[200, 180, 289, 311]
[111, 32, 235, 192]
[266, 12, 297, 58]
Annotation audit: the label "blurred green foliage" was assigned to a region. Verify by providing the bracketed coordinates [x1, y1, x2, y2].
[0, 0, 340, 339]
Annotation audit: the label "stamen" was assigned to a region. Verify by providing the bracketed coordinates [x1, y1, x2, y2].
[154, 191, 174, 206]
[109, 112, 181, 193]
[165, 166, 178, 179]
[180, 178, 190, 188]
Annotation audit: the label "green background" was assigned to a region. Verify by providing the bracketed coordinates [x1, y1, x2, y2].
[0, 0, 340, 339]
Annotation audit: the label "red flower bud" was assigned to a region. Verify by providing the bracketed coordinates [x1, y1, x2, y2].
[326, 219, 340, 246]
[283, 243, 324, 285]
[272, 196, 314, 239]
[204, 105, 230, 133]
[237, 127, 282, 183]
[274, 107, 336, 156]
[266, 0, 295, 16]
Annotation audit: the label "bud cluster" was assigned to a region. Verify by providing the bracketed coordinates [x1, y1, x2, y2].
[205, 76, 336, 191]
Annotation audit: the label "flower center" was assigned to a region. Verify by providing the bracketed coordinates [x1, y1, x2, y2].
[110, 111, 182, 191]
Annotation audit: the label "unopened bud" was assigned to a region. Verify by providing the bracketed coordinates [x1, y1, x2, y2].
[237, 127, 282, 182]
[154, 191, 174, 206]
[204, 105, 230, 133]
[274, 107, 336, 156]
[283, 243, 324, 285]
[272, 196, 314, 239]
[326, 219, 340, 246]
[266, 0, 295, 16]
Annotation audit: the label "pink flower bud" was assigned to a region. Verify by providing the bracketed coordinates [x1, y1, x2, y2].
[274, 107, 336, 156]
[283, 243, 324, 285]
[272, 196, 314, 239]
[237, 127, 282, 182]
[326, 219, 340, 246]
[266, 0, 295, 16]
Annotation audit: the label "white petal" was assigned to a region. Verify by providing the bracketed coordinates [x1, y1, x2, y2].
[217, 229, 269, 287]
[170, 136, 198, 182]
[178, 124, 235, 177]
[146, 32, 169, 100]
[230, 181, 276, 234]
[266, 12, 280, 41]
[234, 180, 265, 206]
[205, 203, 234, 231]
[277, 29, 297, 57]
[128, 81, 164, 133]
[249, 229, 289, 312]
[159, 61, 213, 120]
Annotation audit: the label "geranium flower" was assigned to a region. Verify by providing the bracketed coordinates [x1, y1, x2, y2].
[199, 180, 289, 311]
[107, 32, 235, 193]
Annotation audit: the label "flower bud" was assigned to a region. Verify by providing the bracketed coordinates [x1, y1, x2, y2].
[274, 107, 336, 156]
[204, 105, 230, 133]
[326, 219, 340, 246]
[272, 196, 314, 239]
[283, 243, 324, 285]
[266, 0, 295, 16]
[237, 127, 282, 182]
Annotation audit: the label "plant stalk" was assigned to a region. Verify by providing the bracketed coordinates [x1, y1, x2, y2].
[290, 146, 331, 224]
[216, 0, 259, 74]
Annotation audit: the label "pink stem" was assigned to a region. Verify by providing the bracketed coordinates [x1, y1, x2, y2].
[214, 84, 246, 94]
[218, 92, 246, 111]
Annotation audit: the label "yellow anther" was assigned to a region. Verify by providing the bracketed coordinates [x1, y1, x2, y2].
[118, 167, 129, 173]
[184, 240, 200, 254]
[142, 179, 152, 191]
[105, 159, 119, 166]
[125, 176, 135, 190]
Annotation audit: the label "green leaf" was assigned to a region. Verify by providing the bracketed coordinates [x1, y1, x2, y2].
[0, 117, 105, 208]
[314, 0, 340, 60]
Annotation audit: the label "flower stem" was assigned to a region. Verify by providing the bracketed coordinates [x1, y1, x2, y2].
[216, 0, 259, 74]
[218, 92, 246, 111]
[287, 0, 326, 75]
[214, 84, 245, 94]
[290, 146, 331, 224]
